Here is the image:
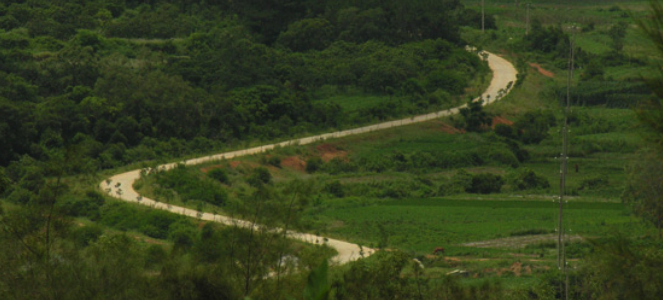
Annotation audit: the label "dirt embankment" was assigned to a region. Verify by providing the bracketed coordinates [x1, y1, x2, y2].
[316, 144, 348, 162]
[492, 116, 514, 128]
[529, 63, 554, 78]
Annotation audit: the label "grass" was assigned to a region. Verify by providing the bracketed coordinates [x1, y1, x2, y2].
[307, 198, 639, 254]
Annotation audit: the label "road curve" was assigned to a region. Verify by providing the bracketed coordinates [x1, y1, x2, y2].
[100, 51, 517, 264]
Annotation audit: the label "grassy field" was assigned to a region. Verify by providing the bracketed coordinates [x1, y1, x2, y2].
[310, 197, 640, 254]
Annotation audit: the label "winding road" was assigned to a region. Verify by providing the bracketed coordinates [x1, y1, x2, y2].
[100, 51, 518, 264]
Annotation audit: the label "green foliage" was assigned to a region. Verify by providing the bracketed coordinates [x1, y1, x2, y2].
[247, 167, 272, 187]
[207, 168, 229, 184]
[306, 157, 324, 173]
[278, 18, 335, 52]
[622, 151, 663, 232]
[267, 156, 282, 168]
[578, 234, 663, 299]
[507, 168, 550, 191]
[324, 180, 344, 198]
[459, 99, 491, 132]
[98, 201, 192, 239]
[438, 169, 473, 196]
[525, 19, 569, 56]
[70, 224, 104, 247]
[579, 174, 609, 191]
[513, 110, 555, 144]
[59, 190, 106, 220]
[334, 251, 413, 300]
[156, 164, 228, 206]
[303, 260, 330, 300]
[494, 123, 516, 139]
[467, 173, 504, 194]
[564, 81, 651, 108]
[608, 21, 629, 54]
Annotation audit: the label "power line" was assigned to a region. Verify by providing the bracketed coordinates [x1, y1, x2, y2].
[482, 0, 485, 33]
[558, 24, 576, 300]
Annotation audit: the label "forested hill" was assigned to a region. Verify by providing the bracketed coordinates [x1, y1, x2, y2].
[0, 0, 489, 171]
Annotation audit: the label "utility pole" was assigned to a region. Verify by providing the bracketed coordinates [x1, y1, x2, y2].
[558, 25, 575, 300]
[482, 0, 485, 33]
[526, 2, 530, 36]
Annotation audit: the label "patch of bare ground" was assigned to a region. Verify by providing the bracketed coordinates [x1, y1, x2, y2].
[492, 116, 514, 128]
[529, 63, 554, 78]
[200, 164, 225, 173]
[462, 234, 585, 249]
[426, 120, 464, 134]
[316, 144, 348, 162]
[281, 156, 306, 172]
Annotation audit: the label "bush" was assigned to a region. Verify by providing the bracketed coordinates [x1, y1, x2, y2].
[513, 110, 556, 144]
[156, 164, 228, 206]
[207, 168, 229, 184]
[438, 169, 473, 196]
[70, 224, 104, 247]
[267, 156, 281, 168]
[306, 157, 323, 173]
[325, 180, 345, 198]
[494, 123, 516, 139]
[579, 175, 609, 190]
[247, 167, 271, 187]
[467, 173, 504, 194]
[487, 147, 520, 168]
[508, 168, 550, 191]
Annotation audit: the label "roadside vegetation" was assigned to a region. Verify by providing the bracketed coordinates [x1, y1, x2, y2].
[3, 0, 663, 299]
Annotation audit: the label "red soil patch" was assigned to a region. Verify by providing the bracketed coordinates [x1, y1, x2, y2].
[316, 144, 348, 162]
[492, 116, 514, 128]
[281, 156, 306, 172]
[439, 123, 464, 134]
[229, 161, 242, 169]
[426, 121, 464, 134]
[200, 164, 224, 173]
[529, 63, 554, 78]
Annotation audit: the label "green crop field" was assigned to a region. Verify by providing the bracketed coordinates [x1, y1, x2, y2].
[309, 198, 640, 255]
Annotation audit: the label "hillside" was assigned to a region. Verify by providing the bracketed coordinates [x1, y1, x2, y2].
[3, 1, 663, 299]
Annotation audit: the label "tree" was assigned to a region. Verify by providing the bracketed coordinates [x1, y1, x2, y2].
[608, 21, 628, 54]
[622, 151, 663, 237]
[277, 18, 335, 52]
[459, 99, 491, 132]
[467, 173, 504, 194]
[513, 110, 555, 144]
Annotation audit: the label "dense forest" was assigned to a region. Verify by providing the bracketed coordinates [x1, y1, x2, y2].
[0, 0, 490, 171]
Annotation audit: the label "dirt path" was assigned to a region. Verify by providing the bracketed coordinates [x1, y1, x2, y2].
[100, 51, 518, 265]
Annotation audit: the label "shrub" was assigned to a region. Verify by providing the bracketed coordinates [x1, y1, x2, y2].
[579, 175, 609, 190]
[306, 157, 323, 173]
[207, 168, 229, 184]
[494, 123, 516, 139]
[438, 169, 473, 196]
[70, 224, 104, 247]
[487, 147, 520, 168]
[267, 156, 281, 168]
[325, 180, 345, 198]
[508, 168, 550, 191]
[467, 173, 504, 194]
[513, 110, 555, 144]
[248, 167, 271, 187]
